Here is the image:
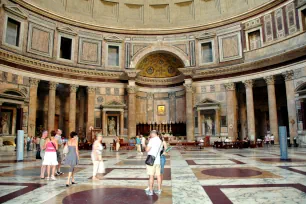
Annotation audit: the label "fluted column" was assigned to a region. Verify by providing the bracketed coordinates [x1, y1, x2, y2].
[198, 110, 202, 136]
[264, 76, 279, 144]
[28, 78, 39, 137]
[225, 82, 238, 140]
[184, 80, 194, 141]
[282, 71, 298, 142]
[127, 85, 137, 138]
[86, 87, 96, 142]
[48, 82, 57, 133]
[69, 85, 78, 133]
[120, 111, 124, 136]
[215, 109, 221, 136]
[102, 110, 107, 136]
[243, 80, 256, 141]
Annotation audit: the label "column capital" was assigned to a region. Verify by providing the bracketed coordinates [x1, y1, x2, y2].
[224, 82, 235, 91]
[29, 78, 40, 87]
[184, 84, 193, 93]
[169, 92, 176, 99]
[127, 85, 137, 94]
[243, 80, 254, 88]
[87, 86, 96, 94]
[282, 70, 294, 81]
[147, 92, 153, 100]
[70, 84, 79, 93]
[264, 75, 275, 85]
[49, 81, 58, 90]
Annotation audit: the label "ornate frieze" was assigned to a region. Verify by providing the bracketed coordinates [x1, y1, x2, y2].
[69, 84, 79, 93]
[282, 70, 294, 81]
[29, 78, 40, 87]
[125, 70, 140, 79]
[224, 82, 235, 91]
[264, 75, 275, 85]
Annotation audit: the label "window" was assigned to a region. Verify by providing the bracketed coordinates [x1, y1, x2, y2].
[201, 42, 213, 63]
[108, 45, 119, 66]
[248, 30, 261, 50]
[5, 17, 20, 47]
[302, 8, 306, 30]
[59, 36, 72, 60]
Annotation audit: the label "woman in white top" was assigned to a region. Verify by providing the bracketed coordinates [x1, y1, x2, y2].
[92, 134, 105, 180]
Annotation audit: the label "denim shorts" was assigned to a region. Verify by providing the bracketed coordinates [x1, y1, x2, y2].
[160, 155, 166, 174]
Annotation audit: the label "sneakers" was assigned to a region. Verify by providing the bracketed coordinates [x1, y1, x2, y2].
[45, 177, 50, 180]
[154, 190, 162, 195]
[55, 172, 64, 176]
[146, 190, 153, 196]
[144, 187, 149, 191]
[50, 176, 57, 181]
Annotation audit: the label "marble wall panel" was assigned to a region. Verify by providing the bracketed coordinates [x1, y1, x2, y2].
[275, 8, 285, 38]
[149, 4, 170, 23]
[175, 1, 194, 21]
[78, 37, 102, 66]
[176, 97, 186, 123]
[286, 2, 297, 34]
[264, 14, 274, 42]
[218, 31, 242, 62]
[123, 4, 144, 23]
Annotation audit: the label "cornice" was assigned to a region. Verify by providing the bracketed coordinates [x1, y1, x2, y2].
[10, 0, 285, 35]
[0, 48, 123, 79]
[136, 74, 185, 86]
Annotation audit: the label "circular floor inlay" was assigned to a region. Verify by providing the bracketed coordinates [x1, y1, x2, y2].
[201, 168, 262, 177]
[62, 188, 158, 204]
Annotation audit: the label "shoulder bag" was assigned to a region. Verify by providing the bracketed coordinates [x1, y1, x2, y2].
[145, 142, 163, 166]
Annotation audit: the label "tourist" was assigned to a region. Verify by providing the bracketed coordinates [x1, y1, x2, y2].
[141, 135, 146, 152]
[40, 130, 47, 179]
[159, 134, 168, 190]
[26, 135, 31, 151]
[115, 136, 120, 152]
[270, 134, 275, 146]
[43, 130, 58, 181]
[145, 130, 162, 196]
[225, 137, 230, 143]
[36, 136, 40, 151]
[55, 129, 64, 176]
[199, 138, 204, 149]
[265, 132, 271, 148]
[136, 135, 142, 155]
[64, 131, 79, 186]
[92, 133, 104, 180]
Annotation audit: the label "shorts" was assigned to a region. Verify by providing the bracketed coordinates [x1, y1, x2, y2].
[43, 152, 59, 166]
[160, 155, 166, 174]
[146, 164, 161, 176]
[56, 150, 62, 162]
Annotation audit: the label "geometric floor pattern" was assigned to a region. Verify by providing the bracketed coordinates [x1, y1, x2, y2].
[1, 146, 306, 203]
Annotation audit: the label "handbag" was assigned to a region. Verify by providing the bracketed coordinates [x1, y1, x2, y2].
[36, 150, 42, 159]
[145, 142, 163, 166]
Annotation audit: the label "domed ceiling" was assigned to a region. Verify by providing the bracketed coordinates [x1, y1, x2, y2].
[136, 53, 184, 78]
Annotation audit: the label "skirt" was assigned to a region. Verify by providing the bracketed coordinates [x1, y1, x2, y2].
[43, 152, 58, 166]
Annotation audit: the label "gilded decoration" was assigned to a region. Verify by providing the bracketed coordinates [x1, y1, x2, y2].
[136, 53, 184, 78]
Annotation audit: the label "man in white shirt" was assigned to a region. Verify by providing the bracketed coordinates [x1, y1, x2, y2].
[145, 130, 162, 196]
[55, 129, 64, 176]
[141, 135, 146, 152]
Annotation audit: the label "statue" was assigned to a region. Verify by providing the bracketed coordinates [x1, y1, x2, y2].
[108, 117, 116, 135]
[206, 117, 212, 136]
[1, 113, 9, 135]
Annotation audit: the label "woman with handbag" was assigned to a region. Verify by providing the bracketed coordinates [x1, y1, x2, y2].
[92, 133, 105, 180]
[39, 130, 48, 179]
[64, 131, 79, 187]
[42, 130, 58, 181]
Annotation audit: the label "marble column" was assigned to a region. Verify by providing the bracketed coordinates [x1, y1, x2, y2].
[17, 105, 23, 131]
[78, 88, 85, 136]
[264, 76, 279, 144]
[102, 110, 107, 136]
[282, 71, 298, 142]
[215, 109, 221, 136]
[243, 80, 256, 141]
[48, 82, 57, 133]
[147, 93, 154, 123]
[127, 85, 137, 138]
[224, 82, 238, 140]
[120, 111, 124, 136]
[86, 87, 96, 142]
[28, 78, 39, 137]
[169, 92, 176, 123]
[69, 85, 78, 133]
[198, 110, 202, 136]
[184, 80, 194, 141]
[238, 90, 247, 140]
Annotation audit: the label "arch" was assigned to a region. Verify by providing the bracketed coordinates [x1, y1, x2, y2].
[295, 81, 306, 92]
[2, 89, 26, 98]
[130, 45, 190, 68]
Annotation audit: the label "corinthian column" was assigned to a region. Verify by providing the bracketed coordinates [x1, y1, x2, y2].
[69, 85, 78, 133]
[86, 86, 96, 142]
[127, 85, 137, 138]
[264, 76, 279, 144]
[28, 78, 40, 136]
[282, 71, 298, 142]
[243, 80, 256, 141]
[224, 82, 237, 140]
[184, 80, 194, 141]
[48, 82, 58, 133]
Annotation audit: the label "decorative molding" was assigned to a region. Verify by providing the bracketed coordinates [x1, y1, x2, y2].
[29, 78, 40, 87]
[87, 86, 96, 94]
[224, 82, 235, 91]
[125, 70, 140, 79]
[56, 26, 77, 36]
[48, 81, 58, 90]
[136, 75, 184, 86]
[104, 35, 123, 43]
[196, 32, 216, 40]
[264, 75, 275, 85]
[243, 79, 254, 88]
[3, 4, 27, 19]
[178, 67, 195, 77]
[244, 18, 261, 30]
[69, 84, 79, 93]
[282, 70, 294, 81]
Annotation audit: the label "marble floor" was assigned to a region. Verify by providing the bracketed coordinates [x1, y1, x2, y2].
[1, 146, 306, 204]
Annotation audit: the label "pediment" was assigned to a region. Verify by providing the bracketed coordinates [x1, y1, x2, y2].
[196, 98, 220, 106]
[103, 100, 126, 108]
[104, 35, 123, 43]
[57, 26, 77, 36]
[196, 32, 215, 40]
[3, 4, 27, 19]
